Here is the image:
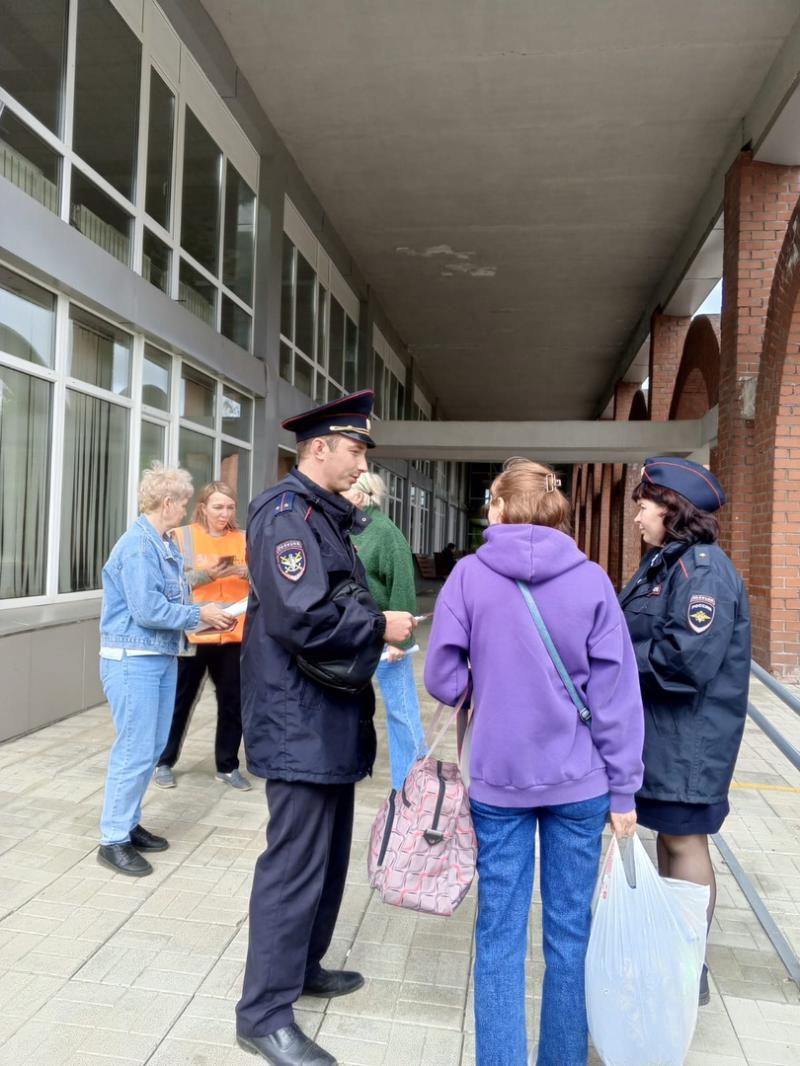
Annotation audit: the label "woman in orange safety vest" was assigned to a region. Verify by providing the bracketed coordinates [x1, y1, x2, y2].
[153, 481, 252, 790]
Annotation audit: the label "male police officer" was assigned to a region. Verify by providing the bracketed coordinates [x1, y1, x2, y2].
[235, 390, 415, 1066]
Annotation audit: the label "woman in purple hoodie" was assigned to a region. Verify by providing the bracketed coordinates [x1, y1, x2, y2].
[425, 459, 644, 1066]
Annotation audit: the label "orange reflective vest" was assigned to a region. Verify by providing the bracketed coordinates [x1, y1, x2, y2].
[173, 523, 249, 644]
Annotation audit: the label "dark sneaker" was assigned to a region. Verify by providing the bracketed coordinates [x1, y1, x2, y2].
[237, 1024, 337, 1065]
[97, 843, 152, 877]
[130, 824, 169, 851]
[301, 968, 364, 999]
[215, 768, 252, 791]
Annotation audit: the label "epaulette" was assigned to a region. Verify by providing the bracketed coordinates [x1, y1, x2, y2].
[693, 546, 711, 568]
[274, 491, 296, 515]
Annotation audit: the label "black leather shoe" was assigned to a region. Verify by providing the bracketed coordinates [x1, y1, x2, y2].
[699, 963, 710, 1006]
[301, 968, 364, 999]
[237, 1024, 337, 1065]
[97, 843, 153, 877]
[130, 824, 169, 851]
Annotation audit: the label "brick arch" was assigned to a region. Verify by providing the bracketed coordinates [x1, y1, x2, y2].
[669, 314, 720, 420]
[629, 390, 648, 421]
[750, 201, 800, 676]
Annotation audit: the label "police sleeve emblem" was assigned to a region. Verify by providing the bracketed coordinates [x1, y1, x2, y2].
[688, 594, 716, 634]
[275, 539, 306, 582]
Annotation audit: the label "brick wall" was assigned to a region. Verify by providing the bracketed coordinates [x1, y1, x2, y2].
[669, 314, 721, 419]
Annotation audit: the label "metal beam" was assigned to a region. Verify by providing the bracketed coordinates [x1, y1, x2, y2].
[373, 408, 718, 463]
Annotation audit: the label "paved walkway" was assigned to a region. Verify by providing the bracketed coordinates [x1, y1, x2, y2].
[1, 618, 800, 1065]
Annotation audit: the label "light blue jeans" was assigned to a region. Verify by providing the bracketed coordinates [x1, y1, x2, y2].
[99, 654, 177, 845]
[471, 793, 610, 1066]
[374, 654, 428, 789]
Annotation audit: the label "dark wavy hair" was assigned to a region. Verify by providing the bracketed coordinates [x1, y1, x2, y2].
[632, 482, 719, 544]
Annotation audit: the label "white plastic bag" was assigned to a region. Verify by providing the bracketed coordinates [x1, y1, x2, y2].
[585, 834, 709, 1066]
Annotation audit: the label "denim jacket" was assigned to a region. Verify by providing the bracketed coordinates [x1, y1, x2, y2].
[100, 515, 201, 653]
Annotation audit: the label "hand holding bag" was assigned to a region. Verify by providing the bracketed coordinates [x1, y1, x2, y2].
[368, 692, 476, 917]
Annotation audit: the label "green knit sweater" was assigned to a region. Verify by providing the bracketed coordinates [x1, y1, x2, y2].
[352, 506, 417, 629]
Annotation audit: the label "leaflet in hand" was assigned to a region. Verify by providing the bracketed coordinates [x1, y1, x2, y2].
[380, 643, 420, 661]
[193, 597, 248, 633]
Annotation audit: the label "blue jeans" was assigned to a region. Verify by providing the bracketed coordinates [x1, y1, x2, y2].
[99, 654, 177, 844]
[471, 793, 609, 1066]
[374, 654, 428, 789]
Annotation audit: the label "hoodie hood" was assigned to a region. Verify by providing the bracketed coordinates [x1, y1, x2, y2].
[476, 524, 587, 584]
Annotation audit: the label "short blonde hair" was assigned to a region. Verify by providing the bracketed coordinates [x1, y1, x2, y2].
[138, 463, 193, 513]
[490, 458, 571, 532]
[353, 471, 386, 509]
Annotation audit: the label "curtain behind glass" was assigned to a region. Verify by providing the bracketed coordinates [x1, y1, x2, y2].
[59, 390, 128, 592]
[0, 366, 51, 598]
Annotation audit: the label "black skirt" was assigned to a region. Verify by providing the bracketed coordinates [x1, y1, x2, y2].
[636, 796, 730, 835]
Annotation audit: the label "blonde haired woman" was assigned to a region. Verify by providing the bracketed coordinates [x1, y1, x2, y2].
[98, 464, 233, 877]
[343, 472, 427, 787]
[425, 459, 644, 1066]
[154, 481, 251, 790]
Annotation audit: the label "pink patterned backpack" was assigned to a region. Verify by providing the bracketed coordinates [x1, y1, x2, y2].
[368, 698, 476, 917]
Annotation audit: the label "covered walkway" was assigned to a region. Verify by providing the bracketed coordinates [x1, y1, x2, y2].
[1, 617, 799, 1066]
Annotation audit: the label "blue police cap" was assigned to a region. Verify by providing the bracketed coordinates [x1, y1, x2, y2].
[281, 389, 376, 448]
[641, 457, 726, 513]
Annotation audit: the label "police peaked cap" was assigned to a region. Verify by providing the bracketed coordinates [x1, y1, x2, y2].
[641, 457, 726, 513]
[281, 390, 376, 448]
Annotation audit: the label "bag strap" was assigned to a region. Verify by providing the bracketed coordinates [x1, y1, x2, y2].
[515, 580, 592, 726]
[425, 689, 470, 758]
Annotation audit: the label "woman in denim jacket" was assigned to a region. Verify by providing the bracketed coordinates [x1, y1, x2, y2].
[97, 464, 234, 877]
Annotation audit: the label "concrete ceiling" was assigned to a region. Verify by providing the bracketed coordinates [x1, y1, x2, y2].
[201, 0, 800, 420]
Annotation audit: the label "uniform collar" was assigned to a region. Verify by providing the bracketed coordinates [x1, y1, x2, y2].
[288, 469, 365, 530]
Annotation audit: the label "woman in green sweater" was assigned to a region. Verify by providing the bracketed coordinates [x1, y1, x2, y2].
[344, 472, 428, 787]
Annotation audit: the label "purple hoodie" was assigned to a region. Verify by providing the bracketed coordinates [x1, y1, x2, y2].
[424, 525, 644, 813]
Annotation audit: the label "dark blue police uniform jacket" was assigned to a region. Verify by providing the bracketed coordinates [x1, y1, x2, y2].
[241, 470, 386, 783]
[619, 540, 751, 805]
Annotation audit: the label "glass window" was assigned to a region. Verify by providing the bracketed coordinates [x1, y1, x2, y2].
[179, 259, 216, 327]
[180, 363, 215, 428]
[143, 228, 170, 294]
[389, 372, 398, 419]
[0, 0, 68, 135]
[181, 108, 221, 274]
[140, 419, 165, 473]
[0, 107, 61, 214]
[281, 236, 294, 340]
[316, 285, 328, 370]
[145, 69, 174, 228]
[0, 265, 56, 368]
[59, 389, 128, 592]
[313, 371, 327, 405]
[70, 168, 132, 265]
[0, 365, 52, 598]
[221, 296, 252, 351]
[294, 355, 313, 397]
[73, 0, 141, 200]
[397, 381, 405, 418]
[68, 306, 131, 397]
[178, 426, 214, 511]
[295, 252, 315, 358]
[222, 386, 252, 442]
[279, 340, 292, 383]
[328, 298, 344, 384]
[142, 345, 171, 411]
[220, 440, 251, 525]
[344, 316, 358, 393]
[222, 164, 255, 304]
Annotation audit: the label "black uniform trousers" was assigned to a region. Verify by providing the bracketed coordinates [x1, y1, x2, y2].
[157, 643, 243, 773]
[236, 779, 355, 1037]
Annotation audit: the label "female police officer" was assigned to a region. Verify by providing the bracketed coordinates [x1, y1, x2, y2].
[619, 457, 751, 1007]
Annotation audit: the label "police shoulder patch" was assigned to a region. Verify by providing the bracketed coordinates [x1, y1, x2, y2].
[275, 539, 306, 582]
[688, 594, 716, 634]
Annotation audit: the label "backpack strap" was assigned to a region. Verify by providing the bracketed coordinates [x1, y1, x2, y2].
[515, 580, 592, 726]
[424, 689, 471, 758]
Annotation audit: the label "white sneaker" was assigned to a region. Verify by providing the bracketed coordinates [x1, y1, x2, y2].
[153, 765, 176, 788]
[215, 769, 252, 791]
